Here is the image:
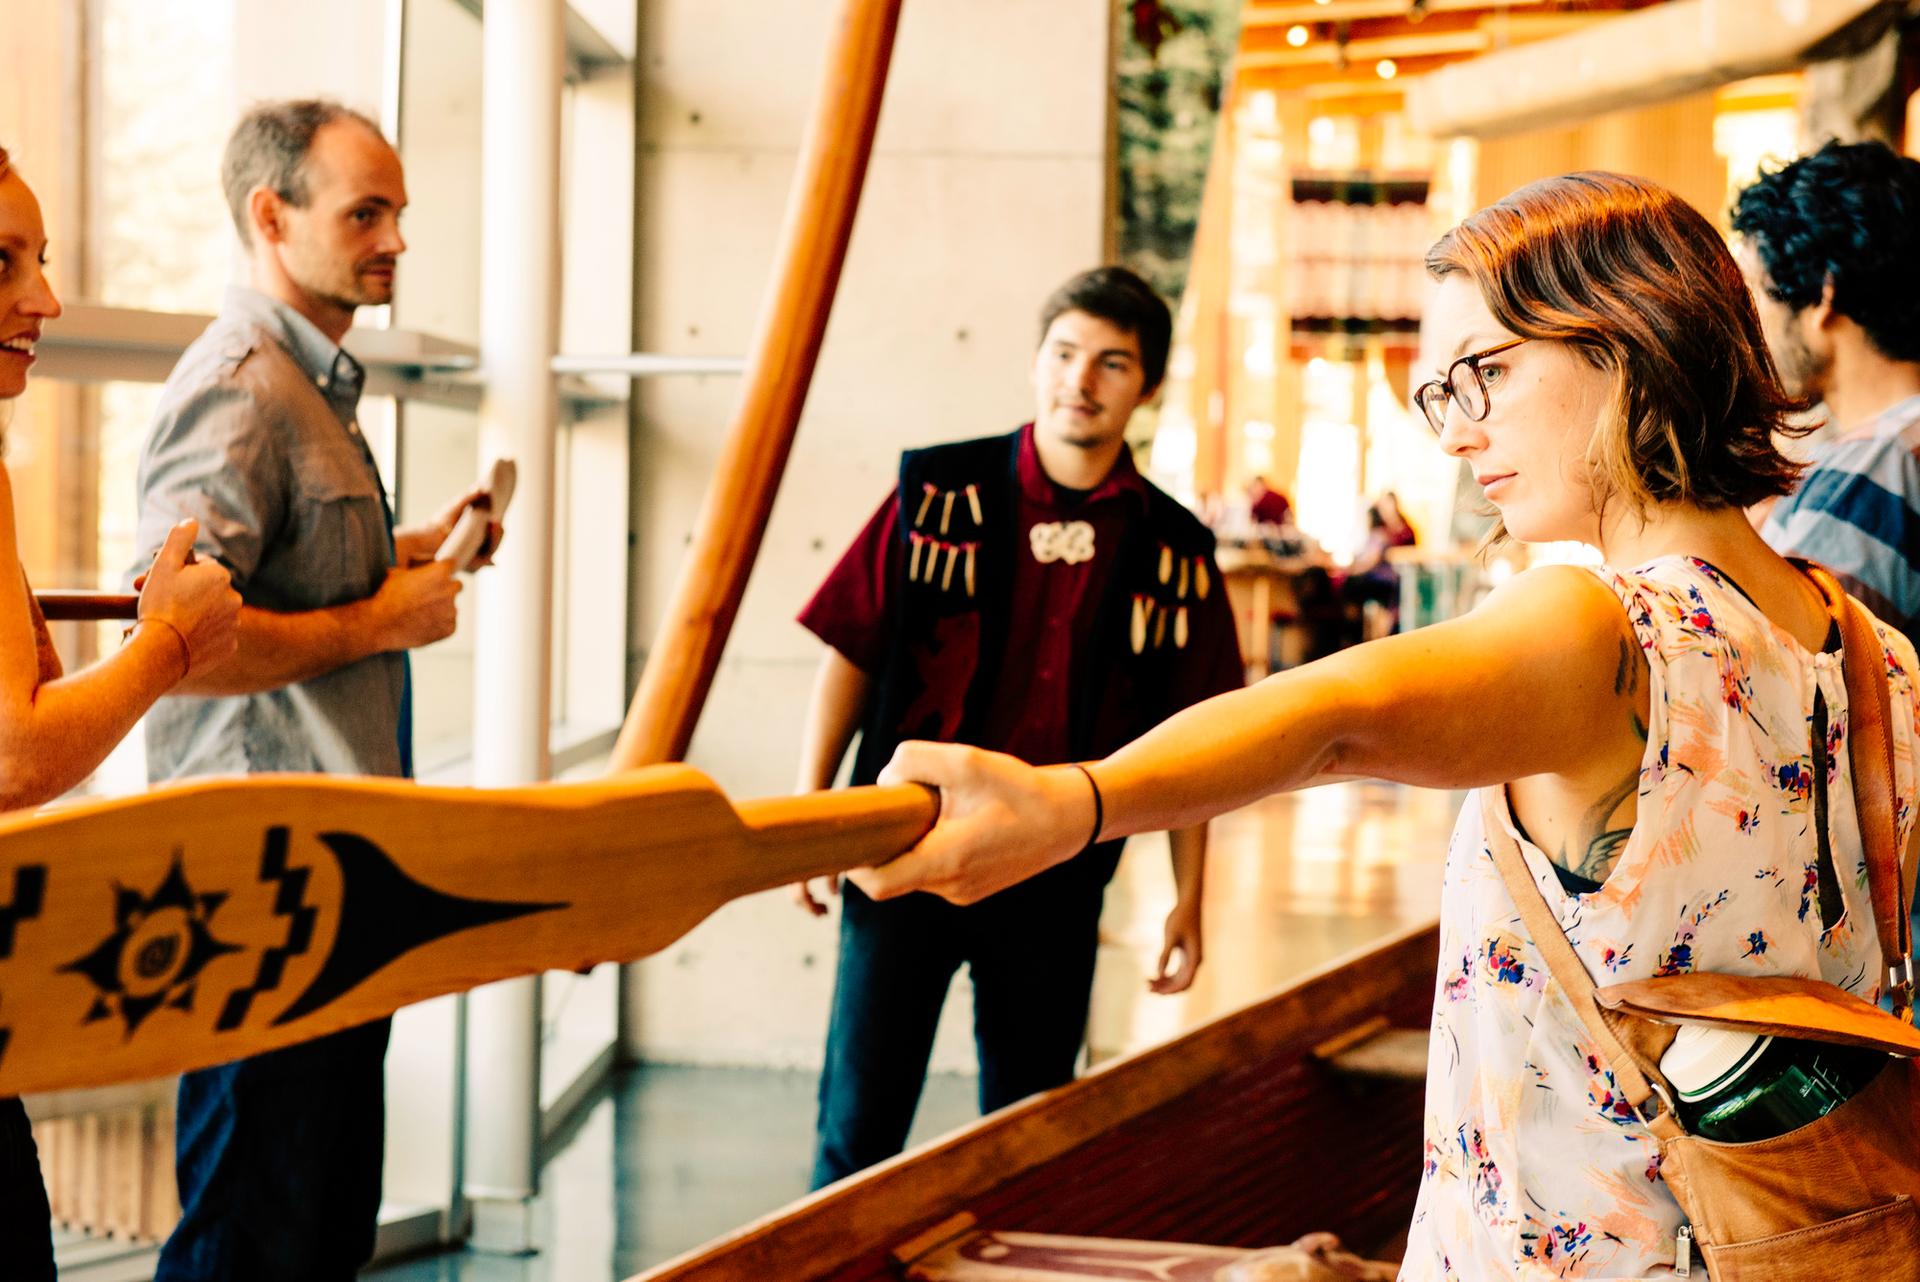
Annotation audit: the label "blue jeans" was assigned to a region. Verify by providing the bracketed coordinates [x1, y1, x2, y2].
[811, 850, 1115, 1189]
[156, 1019, 391, 1282]
[0, 1096, 53, 1282]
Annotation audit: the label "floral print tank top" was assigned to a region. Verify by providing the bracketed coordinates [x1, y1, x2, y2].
[1400, 556, 1920, 1280]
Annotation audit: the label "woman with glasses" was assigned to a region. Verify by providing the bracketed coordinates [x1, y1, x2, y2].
[0, 146, 241, 1279]
[847, 172, 1920, 1278]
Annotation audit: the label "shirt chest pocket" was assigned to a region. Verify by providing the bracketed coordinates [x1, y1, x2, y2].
[288, 439, 391, 603]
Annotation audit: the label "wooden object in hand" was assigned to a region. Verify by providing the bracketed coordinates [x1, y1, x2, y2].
[906, 1230, 1255, 1280]
[626, 924, 1435, 1282]
[33, 591, 140, 622]
[0, 767, 933, 1096]
[906, 1230, 1397, 1282]
[609, 0, 904, 771]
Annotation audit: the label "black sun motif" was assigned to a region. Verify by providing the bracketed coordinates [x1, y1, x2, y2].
[62, 854, 242, 1038]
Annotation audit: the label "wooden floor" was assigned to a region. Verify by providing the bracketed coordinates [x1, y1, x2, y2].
[1089, 780, 1455, 1062]
[367, 781, 1460, 1281]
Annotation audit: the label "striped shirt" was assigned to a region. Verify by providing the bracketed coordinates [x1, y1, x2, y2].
[1764, 394, 1920, 638]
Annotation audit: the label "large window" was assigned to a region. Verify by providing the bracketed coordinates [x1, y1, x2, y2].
[94, 0, 235, 315]
[10, 0, 646, 1267]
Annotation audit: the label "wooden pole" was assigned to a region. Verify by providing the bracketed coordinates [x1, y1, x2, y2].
[33, 592, 138, 622]
[0, 768, 935, 1096]
[609, 0, 905, 770]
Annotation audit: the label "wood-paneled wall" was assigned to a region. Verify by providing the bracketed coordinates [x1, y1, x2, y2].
[1474, 91, 1727, 225]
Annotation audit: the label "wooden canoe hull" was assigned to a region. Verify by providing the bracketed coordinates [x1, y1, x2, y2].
[630, 920, 1439, 1282]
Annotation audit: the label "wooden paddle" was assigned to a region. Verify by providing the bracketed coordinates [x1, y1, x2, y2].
[0, 766, 934, 1095]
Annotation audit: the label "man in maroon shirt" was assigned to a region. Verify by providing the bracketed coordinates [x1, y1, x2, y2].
[792, 266, 1242, 1188]
[1248, 476, 1294, 528]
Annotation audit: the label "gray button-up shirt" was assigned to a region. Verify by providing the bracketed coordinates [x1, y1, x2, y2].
[134, 285, 405, 781]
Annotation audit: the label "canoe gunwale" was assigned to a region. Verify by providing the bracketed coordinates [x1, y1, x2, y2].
[626, 918, 1440, 1282]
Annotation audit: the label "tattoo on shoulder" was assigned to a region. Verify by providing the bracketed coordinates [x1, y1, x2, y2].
[1613, 637, 1642, 697]
[1575, 827, 1633, 883]
[1556, 767, 1639, 884]
[1615, 637, 1648, 743]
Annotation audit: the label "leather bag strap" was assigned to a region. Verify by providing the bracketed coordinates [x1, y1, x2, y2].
[1806, 564, 1914, 1018]
[1481, 788, 1670, 1122]
[1483, 561, 1916, 1121]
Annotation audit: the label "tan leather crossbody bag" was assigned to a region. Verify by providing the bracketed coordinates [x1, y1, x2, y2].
[1487, 565, 1920, 1280]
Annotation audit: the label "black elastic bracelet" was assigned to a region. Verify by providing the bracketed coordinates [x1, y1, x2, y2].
[1070, 762, 1103, 853]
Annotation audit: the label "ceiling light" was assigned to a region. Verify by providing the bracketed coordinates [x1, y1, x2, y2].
[1286, 24, 1310, 47]
[1376, 58, 1398, 79]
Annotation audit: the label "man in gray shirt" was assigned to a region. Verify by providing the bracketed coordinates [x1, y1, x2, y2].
[134, 100, 490, 1282]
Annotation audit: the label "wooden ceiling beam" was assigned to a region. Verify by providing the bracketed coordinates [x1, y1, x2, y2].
[1239, 12, 1624, 80]
[1238, 50, 1476, 91]
[1296, 88, 1410, 116]
[1404, 0, 1897, 137]
[1240, 26, 1489, 69]
[1240, 8, 1482, 48]
[1240, 0, 1653, 27]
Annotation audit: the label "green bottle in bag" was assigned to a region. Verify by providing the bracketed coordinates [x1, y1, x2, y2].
[1661, 1024, 1889, 1143]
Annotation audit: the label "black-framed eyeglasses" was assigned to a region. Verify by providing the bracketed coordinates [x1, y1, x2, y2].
[1412, 338, 1529, 436]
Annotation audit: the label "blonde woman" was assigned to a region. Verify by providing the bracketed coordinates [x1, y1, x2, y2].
[0, 146, 240, 1277]
[859, 173, 1920, 1278]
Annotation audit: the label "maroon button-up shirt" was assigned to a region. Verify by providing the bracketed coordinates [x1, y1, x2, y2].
[799, 425, 1243, 767]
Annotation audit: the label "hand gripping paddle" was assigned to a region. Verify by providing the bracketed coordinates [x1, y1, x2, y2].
[0, 767, 934, 1094]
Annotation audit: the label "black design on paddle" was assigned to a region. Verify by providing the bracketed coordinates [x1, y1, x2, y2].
[271, 830, 564, 1027]
[216, 826, 317, 1032]
[61, 855, 241, 1038]
[0, 865, 48, 1066]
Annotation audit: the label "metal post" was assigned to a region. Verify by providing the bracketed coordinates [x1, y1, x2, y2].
[464, 0, 564, 1254]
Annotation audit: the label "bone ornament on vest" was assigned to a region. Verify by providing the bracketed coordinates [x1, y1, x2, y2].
[909, 533, 981, 596]
[1029, 521, 1095, 566]
[0, 767, 935, 1095]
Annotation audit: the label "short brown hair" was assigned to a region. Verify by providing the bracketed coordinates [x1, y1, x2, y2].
[1039, 266, 1173, 392]
[1426, 172, 1810, 541]
[222, 100, 383, 247]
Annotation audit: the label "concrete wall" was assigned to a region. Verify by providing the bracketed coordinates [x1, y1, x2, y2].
[626, 0, 1111, 1069]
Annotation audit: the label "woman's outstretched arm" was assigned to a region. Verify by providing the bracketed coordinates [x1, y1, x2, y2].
[0, 465, 238, 810]
[856, 563, 1645, 905]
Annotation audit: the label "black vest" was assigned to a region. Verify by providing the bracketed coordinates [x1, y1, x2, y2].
[849, 430, 1222, 800]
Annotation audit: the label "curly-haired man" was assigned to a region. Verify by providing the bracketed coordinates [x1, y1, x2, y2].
[1734, 139, 1920, 635]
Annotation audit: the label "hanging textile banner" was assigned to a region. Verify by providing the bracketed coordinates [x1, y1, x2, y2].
[1115, 0, 1243, 306]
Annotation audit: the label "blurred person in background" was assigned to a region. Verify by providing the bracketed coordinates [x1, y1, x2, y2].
[1735, 139, 1920, 639]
